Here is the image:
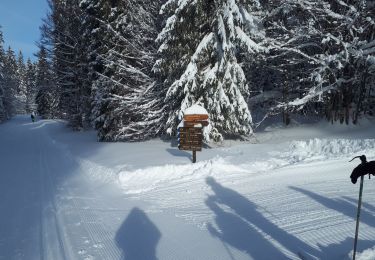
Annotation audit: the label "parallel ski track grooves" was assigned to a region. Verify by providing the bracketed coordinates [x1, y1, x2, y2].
[71, 197, 122, 259]
[42, 138, 121, 259]
[41, 136, 122, 259]
[133, 173, 349, 259]
[39, 135, 68, 260]
[72, 198, 105, 260]
[37, 135, 45, 260]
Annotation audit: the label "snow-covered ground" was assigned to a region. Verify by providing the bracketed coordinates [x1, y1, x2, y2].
[1, 116, 375, 260]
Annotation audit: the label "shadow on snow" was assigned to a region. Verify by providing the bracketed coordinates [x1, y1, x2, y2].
[290, 186, 375, 259]
[166, 148, 192, 162]
[205, 177, 320, 259]
[317, 237, 375, 260]
[342, 196, 375, 215]
[115, 207, 161, 260]
[289, 186, 375, 228]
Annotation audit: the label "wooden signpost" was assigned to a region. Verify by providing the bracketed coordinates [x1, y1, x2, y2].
[178, 127, 202, 163]
[178, 108, 209, 163]
[183, 114, 209, 121]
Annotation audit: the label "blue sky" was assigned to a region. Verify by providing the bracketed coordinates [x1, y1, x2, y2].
[0, 0, 48, 61]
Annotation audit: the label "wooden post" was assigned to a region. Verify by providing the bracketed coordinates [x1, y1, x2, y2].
[353, 175, 364, 260]
[179, 111, 208, 163]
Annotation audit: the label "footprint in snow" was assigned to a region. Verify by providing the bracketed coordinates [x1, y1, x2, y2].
[93, 243, 104, 249]
[78, 249, 87, 255]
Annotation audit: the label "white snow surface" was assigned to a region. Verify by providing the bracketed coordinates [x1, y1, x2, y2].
[353, 246, 375, 260]
[183, 104, 209, 115]
[1, 116, 375, 260]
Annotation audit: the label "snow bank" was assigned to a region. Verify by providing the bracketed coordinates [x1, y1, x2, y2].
[349, 246, 375, 260]
[78, 158, 118, 183]
[278, 138, 375, 163]
[118, 138, 375, 195]
[118, 156, 247, 194]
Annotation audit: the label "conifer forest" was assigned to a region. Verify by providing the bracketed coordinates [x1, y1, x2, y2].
[0, 0, 374, 142]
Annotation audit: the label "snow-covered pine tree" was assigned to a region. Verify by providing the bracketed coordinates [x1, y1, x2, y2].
[15, 51, 27, 114]
[0, 29, 5, 122]
[245, 54, 285, 126]
[35, 46, 55, 118]
[154, 0, 265, 141]
[79, 0, 114, 134]
[264, 0, 375, 124]
[25, 58, 37, 114]
[106, 0, 163, 141]
[259, 0, 339, 122]
[359, 1, 375, 119]
[41, 0, 88, 127]
[316, 0, 375, 124]
[39, 0, 62, 119]
[3, 47, 19, 118]
[55, 0, 84, 127]
[88, 0, 162, 141]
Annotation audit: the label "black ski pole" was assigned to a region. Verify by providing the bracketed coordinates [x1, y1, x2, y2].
[353, 175, 364, 260]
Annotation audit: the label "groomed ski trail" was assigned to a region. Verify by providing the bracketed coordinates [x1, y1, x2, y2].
[1, 116, 375, 260]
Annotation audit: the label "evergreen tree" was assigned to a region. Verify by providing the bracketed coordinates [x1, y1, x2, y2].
[0, 28, 6, 122]
[84, 0, 162, 141]
[263, 0, 375, 125]
[18, 0, 373, 141]
[316, 0, 375, 124]
[35, 46, 55, 118]
[40, 0, 88, 127]
[52, 0, 85, 127]
[3, 47, 18, 118]
[79, 0, 112, 132]
[15, 51, 27, 114]
[25, 58, 37, 113]
[154, 0, 265, 141]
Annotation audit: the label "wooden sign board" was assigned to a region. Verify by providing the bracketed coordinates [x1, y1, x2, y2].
[178, 127, 203, 151]
[184, 114, 209, 121]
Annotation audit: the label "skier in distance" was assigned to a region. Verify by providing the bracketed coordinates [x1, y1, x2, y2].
[31, 112, 36, 123]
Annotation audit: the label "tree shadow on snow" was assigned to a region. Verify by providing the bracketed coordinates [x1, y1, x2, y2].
[206, 196, 285, 259]
[289, 187, 375, 228]
[166, 148, 192, 161]
[342, 196, 375, 214]
[115, 207, 161, 260]
[205, 177, 320, 259]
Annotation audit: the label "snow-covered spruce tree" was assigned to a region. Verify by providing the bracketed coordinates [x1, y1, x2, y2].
[258, 0, 340, 123]
[108, 0, 163, 141]
[25, 58, 37, 114]
[315, 0, 375, 124]
[0, 28, 6, 122]
[359, 1, 375, 119]
[264, 0, 375, 124]
[245, 54, 286, 126]
[35, 46, 56, 118]
[53, 0, 87, 127]
[154, 0, 265, 141]
[15, 51, 27, 114]
[0, 31, 7, 123]
[41, 0, 89, 127]
[3, 47, 19, 118]
[79, 0, 116, 135]
[87, 0, 162, 141]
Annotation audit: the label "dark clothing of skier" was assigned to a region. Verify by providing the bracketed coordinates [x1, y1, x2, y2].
[31, 113, 35, 122]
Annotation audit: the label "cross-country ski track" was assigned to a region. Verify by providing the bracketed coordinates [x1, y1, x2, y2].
[1, 116, 375, 260]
